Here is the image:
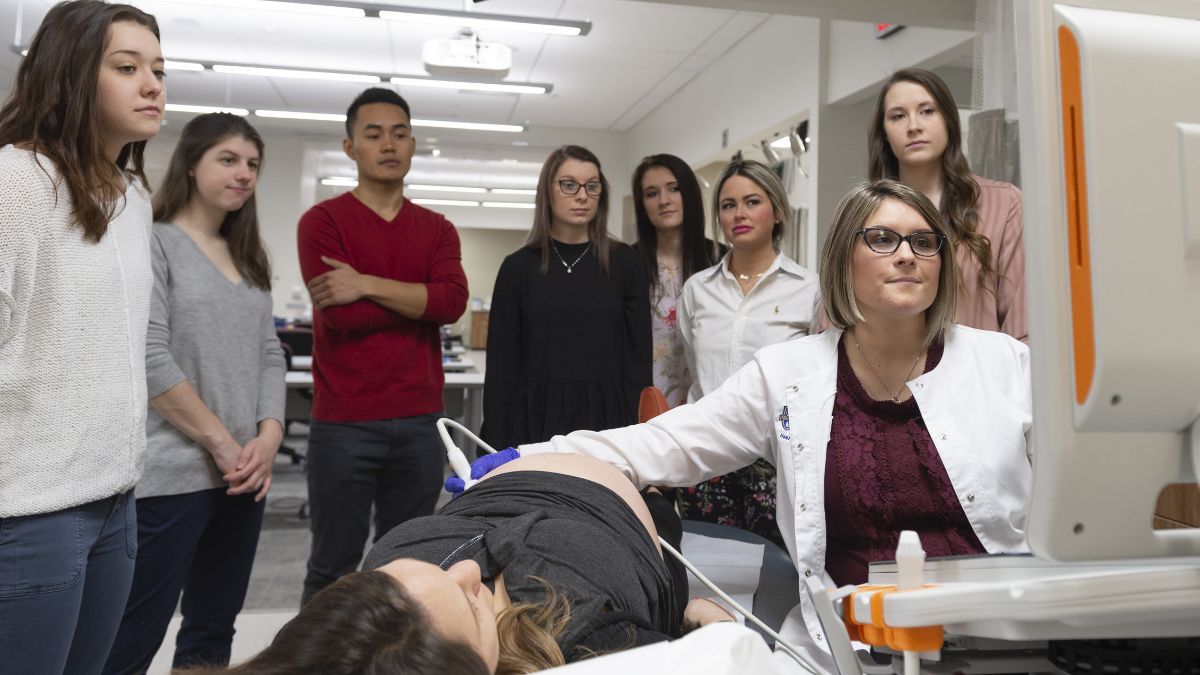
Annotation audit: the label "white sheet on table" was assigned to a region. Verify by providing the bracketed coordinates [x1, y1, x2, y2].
[680, 530, 765, 615]
[542, 622, 782, 674]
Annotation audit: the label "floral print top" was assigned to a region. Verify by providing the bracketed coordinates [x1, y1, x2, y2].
[650, 261, 690, 408]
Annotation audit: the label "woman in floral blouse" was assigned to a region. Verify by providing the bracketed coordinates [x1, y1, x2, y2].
[631, 154, 723, 408]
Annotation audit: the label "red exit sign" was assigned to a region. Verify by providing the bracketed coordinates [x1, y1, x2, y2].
[875, 23, 904, 38]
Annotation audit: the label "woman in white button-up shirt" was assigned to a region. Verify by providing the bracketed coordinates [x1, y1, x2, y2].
[521, 180, 1031, 671]
[675, 159, 819, 546]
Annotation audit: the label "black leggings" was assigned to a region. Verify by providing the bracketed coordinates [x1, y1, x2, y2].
[640, 489, 689, 622]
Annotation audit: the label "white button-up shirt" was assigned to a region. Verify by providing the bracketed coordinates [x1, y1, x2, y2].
[523, 326, 1032, 671]
[680, 252, 818, 402]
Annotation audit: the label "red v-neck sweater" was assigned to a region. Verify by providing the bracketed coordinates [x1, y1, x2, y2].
[298, 192, 468, 422]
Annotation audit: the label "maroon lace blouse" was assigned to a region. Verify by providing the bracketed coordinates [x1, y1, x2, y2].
[823, 337, 985, 587]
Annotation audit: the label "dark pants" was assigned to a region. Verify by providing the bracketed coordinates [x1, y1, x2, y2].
[0, 491, 136, 675]
[642, 489, 689, 623]
[302, 414, 444, 605]
[103, 488, 265, 674]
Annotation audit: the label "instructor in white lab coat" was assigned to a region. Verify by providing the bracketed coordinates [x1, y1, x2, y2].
[516, 179, 1032, 670]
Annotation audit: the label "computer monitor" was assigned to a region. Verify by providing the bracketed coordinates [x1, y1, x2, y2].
[1016, 0, 1200, 561]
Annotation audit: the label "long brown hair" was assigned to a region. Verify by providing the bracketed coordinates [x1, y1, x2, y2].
[527, 145, 615, 275]
[631, 154, 720, 289]
[867, 68, 995, 290]
[185, 571, 490, 675]
[0, 1, 159, 243]
[153, 113, 273, 290]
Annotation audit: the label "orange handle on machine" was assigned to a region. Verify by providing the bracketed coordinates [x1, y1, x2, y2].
[841, 584, 944, 653]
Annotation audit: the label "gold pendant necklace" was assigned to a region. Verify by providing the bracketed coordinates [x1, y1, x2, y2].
[851, 331, 924, 403]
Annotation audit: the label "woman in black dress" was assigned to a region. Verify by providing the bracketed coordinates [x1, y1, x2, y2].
[483, 145, 651, 449]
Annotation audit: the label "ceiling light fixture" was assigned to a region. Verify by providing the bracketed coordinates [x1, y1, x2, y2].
[375, 7, 590, 36]
[255, 109, 525, 133]
[408, 185, 488, 194]
[213, 64, 381, 84]
[255, 110, 348, 122]
[165, 60, 205, 72]
[411, 198, 479, 207]
[389, 76, 549, 95]
[166, 103, 250, 115]
[489, 188, 537, 195]
[151, 0, 365, 18]
[482, 202, 536, 209]
[202, 61, 548, 95]
[414, 119, 524, 133]
[151, 0, 588, 35]
[320, 177, 359, 187]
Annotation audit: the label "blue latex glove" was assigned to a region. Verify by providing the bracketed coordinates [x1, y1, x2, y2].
[444, 447, 521, 495]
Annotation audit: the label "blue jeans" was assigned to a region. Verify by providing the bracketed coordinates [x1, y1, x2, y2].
[0, 491, 137, 675]
[302, 413, 445, 605]
[103, 488, 265, 674]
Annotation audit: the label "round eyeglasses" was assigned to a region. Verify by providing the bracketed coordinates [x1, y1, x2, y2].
[557, 179, 603, 197]
[858, 227, 945, 257]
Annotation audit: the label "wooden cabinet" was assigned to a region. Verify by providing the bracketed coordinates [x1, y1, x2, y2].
[1154, 483, 1200, 529]
[469, 310, 489, 349]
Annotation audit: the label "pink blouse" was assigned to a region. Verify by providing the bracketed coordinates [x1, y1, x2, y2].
[957, 175, 1026, 342]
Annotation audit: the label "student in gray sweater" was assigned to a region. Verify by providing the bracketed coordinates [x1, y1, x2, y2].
[103, 114, 286, 674]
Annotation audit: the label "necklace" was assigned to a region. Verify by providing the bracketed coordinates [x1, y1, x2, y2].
[851, 331, 925, 403]
[551, 241, 591, 274]
[729, 261, 768, 281]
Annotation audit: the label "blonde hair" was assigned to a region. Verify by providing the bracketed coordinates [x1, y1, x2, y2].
[819, 180, 960, 346]
[494, 578, 571, 674]
[711, 159, 791, 248]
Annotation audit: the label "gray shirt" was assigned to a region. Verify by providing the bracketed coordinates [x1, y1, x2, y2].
[140, 222, 286, 498]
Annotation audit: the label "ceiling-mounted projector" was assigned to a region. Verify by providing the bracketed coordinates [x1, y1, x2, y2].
[423, 30, 512, 78]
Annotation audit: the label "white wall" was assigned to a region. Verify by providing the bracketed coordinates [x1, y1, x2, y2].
[826, 21, 976, 105]
[625, 15, 823, 166]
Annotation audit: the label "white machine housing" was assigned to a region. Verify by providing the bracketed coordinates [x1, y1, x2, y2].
[1019, 0, 1200, 561]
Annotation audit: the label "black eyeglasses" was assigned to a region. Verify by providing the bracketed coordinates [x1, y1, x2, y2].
[558, 179, 603, 197]
[858, 227, 945, 257]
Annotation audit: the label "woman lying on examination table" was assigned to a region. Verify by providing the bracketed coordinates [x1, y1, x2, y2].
[192, 454, 734, 675]
[461, 179, 1033, 668]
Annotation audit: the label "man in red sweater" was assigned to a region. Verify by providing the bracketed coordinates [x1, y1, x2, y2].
[297, 88, 468, 604]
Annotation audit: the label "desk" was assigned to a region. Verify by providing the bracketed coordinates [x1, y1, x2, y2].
[284, 351, 486, 455]
[289, 354, 472, 372]
[442, 355, 474, 372]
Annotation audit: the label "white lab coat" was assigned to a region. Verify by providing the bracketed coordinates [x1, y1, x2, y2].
[522, 325, 1032, 671]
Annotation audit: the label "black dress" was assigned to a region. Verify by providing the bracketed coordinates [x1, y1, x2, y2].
[482, 240, 651, 450]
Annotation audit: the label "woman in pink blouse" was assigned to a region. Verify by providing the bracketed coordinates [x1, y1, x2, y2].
[868, 68, 1027, 341]
[631, 154, 723, 408]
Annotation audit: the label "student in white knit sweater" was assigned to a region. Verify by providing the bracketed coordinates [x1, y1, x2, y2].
[0, 2, 165, 673]
[103, 114, 286, 674]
